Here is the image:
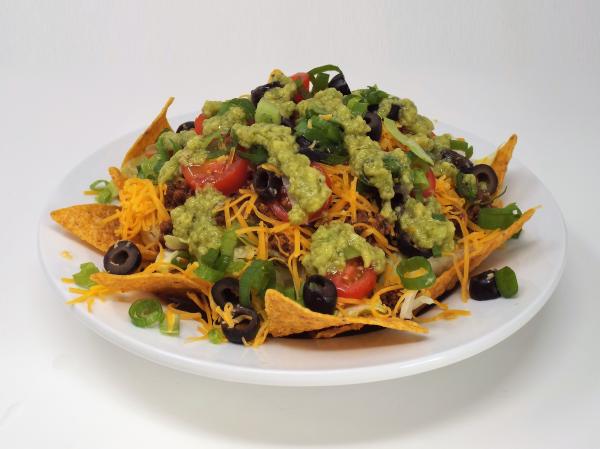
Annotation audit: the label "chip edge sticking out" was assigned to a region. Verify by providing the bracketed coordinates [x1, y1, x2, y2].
[265, 289, 427, 337]
[121, 97, 174, 167]
[491, 134, 517, 190]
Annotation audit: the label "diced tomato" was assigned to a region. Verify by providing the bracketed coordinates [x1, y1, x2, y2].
[182, 157, 249, 196]
[423, 169, 436, 198]
[267, 163, 332, 222]
[194, 113, 206, 135]
[328, 258, 377, 299]
[290, 72, 310, 103]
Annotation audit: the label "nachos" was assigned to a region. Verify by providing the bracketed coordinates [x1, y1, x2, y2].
[52, 66, 534, 345]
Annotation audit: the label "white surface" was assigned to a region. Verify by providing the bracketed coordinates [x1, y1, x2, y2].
[1, 0, 599, 446]
[38, 119, 566, 386]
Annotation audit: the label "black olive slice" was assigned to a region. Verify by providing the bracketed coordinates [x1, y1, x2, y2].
[469, 269, 500, 300]
[471, 164, 499, 194]
[253, 168, 283, 202]
[441, 149, 474, 173]
[103, 240, 142, 275]
[250, 82, 281, 106]
[303, 275, 337, 315]
[364, 111, 382, 141]
[221, 305, 260, 344]
[211, 277, 240, 309]
[176, 121, 195, 133]
[387, 103, 401, 121]
[328, 73, 351, 96]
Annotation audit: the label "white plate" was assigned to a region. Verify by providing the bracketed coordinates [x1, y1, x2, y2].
[38, 116, 566, 386]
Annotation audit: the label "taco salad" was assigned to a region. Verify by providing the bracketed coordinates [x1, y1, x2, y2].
[51, 65, 534, 346]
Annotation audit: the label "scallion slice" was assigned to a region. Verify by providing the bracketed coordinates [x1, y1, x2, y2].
[129, 299, 164, 328]
[383, 118, 433, 165]
[397, 256, 436, 290]
[496, 266, 518, 298]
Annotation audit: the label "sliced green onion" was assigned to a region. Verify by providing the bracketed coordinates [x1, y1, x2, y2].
[237, 144, 268, 165]
[432, 245, 442, 258]
[171, 251, 191, 270]
[383, 118, 433, 165]
[255, 98, 281, 124]
[307, 64, 343, 78]
[312, 72, 330, 94]
[72, 262, 99, 289]
[206, 149, 229, 160]
[89, 180, 109, 190]
[226, 259, 246, 274]
[450, 139, 474, 159]
[477, 203, 522, 230]
[208, 327, 225, 344]
[195, 264, 225, 283]
[239, 260, 276, 307]
[159, 312, 180, 336]
[412, 169, 429, 189]
[496, 266, 518, 298]
[214, 229, 238, 271]
[200, 248, 220, 267]
[397, 256, 436, 290]
[129, 299, 164, 328]
[432, 213, 447, 221]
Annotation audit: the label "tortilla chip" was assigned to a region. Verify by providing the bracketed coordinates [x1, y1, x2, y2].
[314, 324, 365, 339]
[491, 134, 517, 189]
[121, 97, 174, 166]
[51, 204, 119, 252]
[265, 290, 427, 337]
[425, 207, 535, 299]
[91, 272, 210, 296]
[108, 166, 127, 190]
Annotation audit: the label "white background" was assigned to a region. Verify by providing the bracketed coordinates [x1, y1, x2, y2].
[2, 0, 599, 447]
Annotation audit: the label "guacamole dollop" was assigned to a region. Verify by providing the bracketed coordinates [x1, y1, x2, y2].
[302, 222, 386, 276]
[399, 198, 455, 253]
[233, 123, 331, 224]
[170, 186, 226, 260]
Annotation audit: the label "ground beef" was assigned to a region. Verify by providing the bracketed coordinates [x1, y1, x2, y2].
[215, 210, 226, 226]
[269, 233, 293, 256]
[381, 290, 400, 309]
[353, 210, 394, 239]
[164, 179, 193, 209]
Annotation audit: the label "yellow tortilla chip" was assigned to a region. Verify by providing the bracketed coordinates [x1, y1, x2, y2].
[265, 289, 427, 337]
[121, 97, 174, 167]
[491, 134, 517, 189]
[91, 272, 210, 296]
[51, 204, 119, 252]
[425, 207, 535, 299]
[314, 324, 365, 339]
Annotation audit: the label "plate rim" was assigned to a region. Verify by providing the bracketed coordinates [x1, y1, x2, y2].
[38, 117, 567, 386]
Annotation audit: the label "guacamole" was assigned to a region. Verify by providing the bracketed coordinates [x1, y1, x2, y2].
[201, 105, 247, 136]
[302, 222, 386, 276]
[233, 123, 331, 224]
[399, 198, 455, 253]
[157, 132, 218, 184]
[170, 186, 226, 259]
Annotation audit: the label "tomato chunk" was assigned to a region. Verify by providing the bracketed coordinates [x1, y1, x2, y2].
[194, 113, 206, 135]
[328, 259, 377, 299]
[423, 169, 436, 198]
[290, 72, 310, 102]
[182, 157, 249, 196]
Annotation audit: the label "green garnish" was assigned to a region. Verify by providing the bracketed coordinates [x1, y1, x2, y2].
[237, 144, 269, 165]
[450, 139, 474, 159]
[195, 264, 225, 283]
[72, 262, 99, 289]
[239, 260, 276, 307]
[307, 64, 343, 94]
[218, 98, 255, 121]
[495, 266, 518, 298]
[383, 118, 434, 165]
[456, 172, 477, 201]
[208, 327, 225, 344]
[89, 179, 118, 204]
[159, 313, 180, 336]
[397, 256, 436, 290]
[129, 299, 164, 328]
[214, 229, 238, 272]
[477, 203, 522, 230]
